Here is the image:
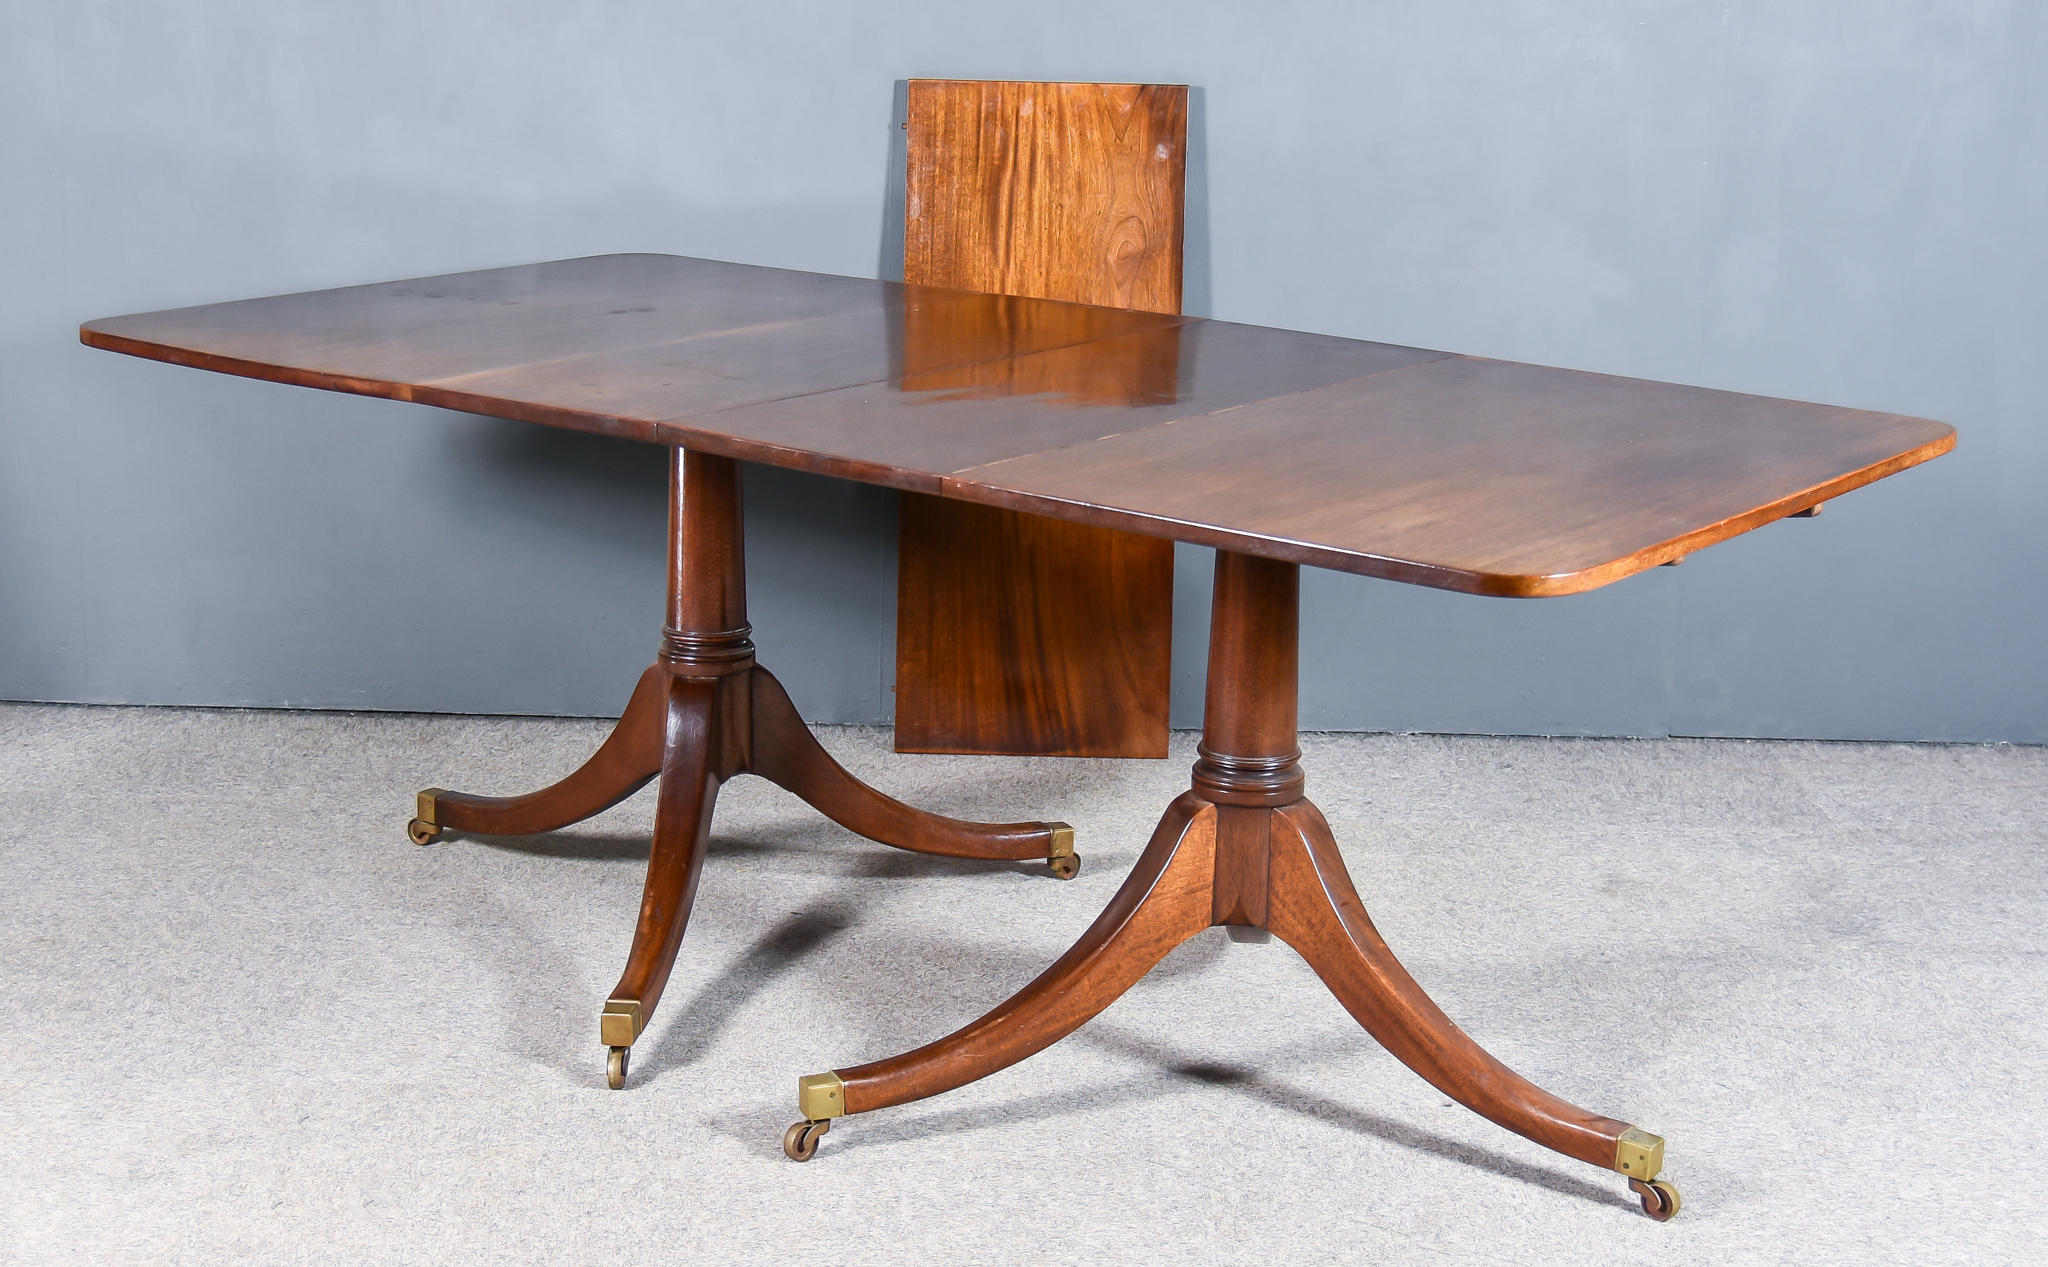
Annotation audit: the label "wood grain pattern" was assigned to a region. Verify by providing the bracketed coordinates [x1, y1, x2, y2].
[429, 664, 666, 837]
[663, 449, 755, 682]
[79, 254, 1955, 595]
[895, 493, 1173, 756]
[716, 319, 1429, 483]
[822, 549, 1652, 1189]
[80, 242, 1951, 1197]
[945, 353, 1957, 596]
[837, 792, 1216, 1115]
[1193, 552, 1302, 804]
[1209, 805, 1271, 929]
[894, 80, 1188, 758]
[904, 80, 1187, 313]
[748, 667, 1059, 859]
[408, 448, 1078, 1057]
[1266, 798, 1629, 1170]
[897, 287, 1182, 406]
[609, 672, 724, 1019]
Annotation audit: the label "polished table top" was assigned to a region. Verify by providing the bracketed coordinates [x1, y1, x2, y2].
[82, 253, 1953, 596]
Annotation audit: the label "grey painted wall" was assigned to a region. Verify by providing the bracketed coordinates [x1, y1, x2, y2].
[4, 1, 2042, 741]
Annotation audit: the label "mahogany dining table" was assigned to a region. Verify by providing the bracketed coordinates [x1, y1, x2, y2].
[82, 252, 1953, 1219]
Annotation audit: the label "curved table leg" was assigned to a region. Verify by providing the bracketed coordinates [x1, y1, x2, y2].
[597, 674, 723, 1089]
[783, 794, 1214, 1143]
[409, 664, 665, 843]
[1267, 800, 1673, 1207]
[776, 547, 1680, 1216]
[781, 791, 1676, 1216]
[749, 667, 1077, 872]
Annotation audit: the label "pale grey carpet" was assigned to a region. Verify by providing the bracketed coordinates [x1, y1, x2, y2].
[2, 702, 2043, 1265]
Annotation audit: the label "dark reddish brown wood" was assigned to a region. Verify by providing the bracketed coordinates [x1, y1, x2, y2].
[821, 548, 1647, 1187]
[896, 285, 1185, 406]
[609, 673, 723, 1017]
[748, 666, 1062, 860]
[665, 448, 753, 679]
[605, 449, 749, 1031]
[1265, 798, 1628, 1170]
[1209, 806, 1270, 929]
[838, 793, 1216, 1115]
[407, 447, 1077, 1058]
[941, 355, 1955, 596]
[1192, 553, 1304, 807]
[894, 79, 1187, 758]
[429, 663, 665, 836]
[895, 495, 1172, 757]
[693, 319, 1431, 490]
[78, 254, 1953, 595]
[81, 246, 1958, 1204]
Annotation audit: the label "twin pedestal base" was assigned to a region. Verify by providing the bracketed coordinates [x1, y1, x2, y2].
[405, 449, 1680, 1221]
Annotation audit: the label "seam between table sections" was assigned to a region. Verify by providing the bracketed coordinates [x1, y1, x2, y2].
[642, 317, 1208, 431]
[940, 351, 1460, 481]
[426, 316, 1201, 398]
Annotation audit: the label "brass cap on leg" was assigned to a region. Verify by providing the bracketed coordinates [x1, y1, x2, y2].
[416, 788, 446, 825]
[1614, 1126, 1666, 1180]
[600, 998, 644, 1048]
[798, 1071, 847, 1120]
[1047, 823, 1076, 858]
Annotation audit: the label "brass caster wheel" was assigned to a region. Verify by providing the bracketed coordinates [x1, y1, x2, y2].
[407, 818, 441, 846]
[606, 1045, 630, 1090]
[1048, 853, 1082, 880]
[1629, 1178, 1681, 1221]
[783, 1118, 830, 1162]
